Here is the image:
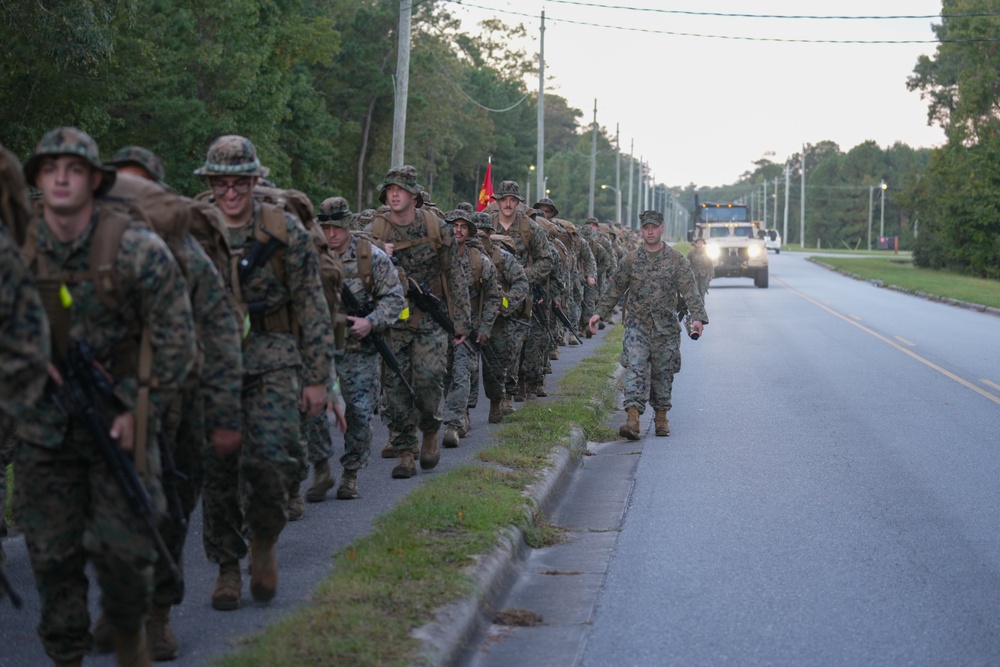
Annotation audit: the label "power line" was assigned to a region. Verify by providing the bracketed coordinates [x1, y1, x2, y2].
[542, 1, 999, 21]
[444, 1, 1000, 44]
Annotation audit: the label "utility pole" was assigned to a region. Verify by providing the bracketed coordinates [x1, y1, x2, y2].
[783, 163, 790, 245]
[627, 139, 634, 229]
[773, 176, 779, 228]
[536, 11, 546, 203]
[799, 146, 806, 248]
[587, 99, 598, 218]
[614, 124, 622, 224]
[390, 0, 412, 168]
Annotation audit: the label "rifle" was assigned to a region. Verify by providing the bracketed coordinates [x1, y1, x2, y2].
[551, 300, 583, 345]
[158, 432, 188, 532]
[406, 279, 476, 353]
[51, 340, 183, 589]
[340, 285, 416, 400]
[0, 564, 23, 609]
[676, 296, 700, 340]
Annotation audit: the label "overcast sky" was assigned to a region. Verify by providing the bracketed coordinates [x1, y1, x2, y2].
[444, 0, 948, 188]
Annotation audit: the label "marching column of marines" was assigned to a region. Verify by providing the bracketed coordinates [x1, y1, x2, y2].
[0, 128, 706, 666]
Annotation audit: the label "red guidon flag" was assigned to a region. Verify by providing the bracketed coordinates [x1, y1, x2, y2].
[476, 158, 493, 211]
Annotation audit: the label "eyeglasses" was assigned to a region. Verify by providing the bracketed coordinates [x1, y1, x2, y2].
[209, 180, 252, 195]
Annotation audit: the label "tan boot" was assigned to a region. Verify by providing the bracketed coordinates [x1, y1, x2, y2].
[419, 430, 441, 469]
[619, 406, 641, 441]
[501, 396, 515, 416]
[287, 482, 304, 521]
[392, 450, 416, 479]
[654, 410, 670, 437]
[336, 469, 359, 500]
[381, 441, 397, 458]
[112, 625, 152, 667]
[457, 413, 470, 437]
[93, 613, 114, 653]
[146, 604, 178, 661]
[211, 561, 242, 611]
[249, 534, 278, 602]
[535, 381, 547, 398]
[305, 460, 335, 503]
[442, 426, 459, 449]
[550, 347, 560, 360]
[488, 400, 504, 424]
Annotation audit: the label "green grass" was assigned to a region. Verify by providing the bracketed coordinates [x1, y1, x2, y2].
[811, 256, 1000, 309]
[216, 325, 625, 667]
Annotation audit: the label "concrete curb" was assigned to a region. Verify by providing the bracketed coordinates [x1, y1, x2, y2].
[412, 425, 589, 667]
[807, 257, 1000, 318]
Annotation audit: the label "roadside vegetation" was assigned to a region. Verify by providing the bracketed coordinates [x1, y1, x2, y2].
[216, 326, 623, 666]
[810, 256, 1000, 310]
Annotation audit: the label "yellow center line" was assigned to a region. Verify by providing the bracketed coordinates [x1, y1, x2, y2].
[893, 336, 916, 347]
[774, 276, 1000, 407]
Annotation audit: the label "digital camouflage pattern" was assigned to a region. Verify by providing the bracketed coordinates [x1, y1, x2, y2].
[23, 126, 117, 196]
[369, 204, 471, 454]
[337, 235, 405, 469]
[107, 145, 166, 183]
[193, 135, 267, 176]
[688, 242, 715, 299]
[202, 199, 334, 566]
[317, 196, 351, 226]
[596, 243, 708, 416]
[377, 165, 423, 204]
[15, 199, 196, 663]
[0, 222, 50, 419]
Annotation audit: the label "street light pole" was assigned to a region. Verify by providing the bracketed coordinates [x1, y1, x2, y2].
[526, 165, 535, 204]
[879, 180, 887, 240]
[867, 184, 875, 251]
[601, 184, 621, 228]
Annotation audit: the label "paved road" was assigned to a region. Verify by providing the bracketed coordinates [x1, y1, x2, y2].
[464, 252, 1000, 667]
[0, 326, 613, 666]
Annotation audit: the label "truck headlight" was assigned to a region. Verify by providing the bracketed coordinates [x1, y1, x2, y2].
[748, 244, 761, 258]
[706, 244, 720, 259]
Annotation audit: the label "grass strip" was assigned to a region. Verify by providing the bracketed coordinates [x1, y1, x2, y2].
[811, 256, 1000, 309]
[216, 325, 624, 667]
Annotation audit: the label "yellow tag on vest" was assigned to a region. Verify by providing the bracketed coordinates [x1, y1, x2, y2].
[502, 296, 509, 309]
[399, 307, 410, 321]
[242, 312, 251, 339]
[59, 284, 73, 309]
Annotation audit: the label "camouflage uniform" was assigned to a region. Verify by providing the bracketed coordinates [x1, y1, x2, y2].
[490, 182, 553, 397]
[196, 136, 334, 601]
[687, 241, 715, 299]
[367, 167, 470, 475]
[0, 211, 51, 568]
[15, 128, 196, 663]
[105, 162, 243, 658]
[322, 198, 405, 491]
[441, 211, 501, 442]
[595, 211, 708, 421]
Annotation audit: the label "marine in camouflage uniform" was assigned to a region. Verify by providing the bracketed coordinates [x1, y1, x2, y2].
[367, 166, 471, 478]
[473, 216, 529, 422]
[195, 136, 334, 610]
[582, 219, 613, 334]
[590, 211, 708, 441]
[105, 147, 244, 659]
[318, 196, 404, 498]
[490, 181, 553, 399]
[15, 127, 197, 666]
[441, 210, 501, 446]
[687, 237, 715, 300]
[0, 145, 51, 576]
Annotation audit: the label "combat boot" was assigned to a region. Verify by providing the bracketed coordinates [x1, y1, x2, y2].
[598, 321, 606, 330]
[249, 534, 278, 602]
[442, 426, 459, 449]
[391, 450, 416, 479]
[489, 400, 504, 424]
[419, 430, 441, 469]
[211, 561, 242, 611]
[457, 413, 470, 437]
[584, 326, 593, 339]
[381, 429, 398, 458]
[336, 469, 359, 500]
[112, 625, 152, 667]
[568, 334, 579, 345]
[146, 604, 178, 661]
[305, 460, 335, 503]
[287, 481, 304, 521]
[654, 410, 670, 437]
[550, 347, 560, 360]
[619, 406, 641, 441]
[535, 380, 547, 398]
[501, 396, 515, 416]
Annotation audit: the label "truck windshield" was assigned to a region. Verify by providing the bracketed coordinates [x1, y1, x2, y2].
[699, 204, 748, 223]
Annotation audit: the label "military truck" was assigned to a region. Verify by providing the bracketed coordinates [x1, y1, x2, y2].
[687, 200, 769, 288]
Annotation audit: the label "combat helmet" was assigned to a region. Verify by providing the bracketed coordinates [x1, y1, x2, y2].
[107, 145, 166, 183]
[23, 127, 117, 197]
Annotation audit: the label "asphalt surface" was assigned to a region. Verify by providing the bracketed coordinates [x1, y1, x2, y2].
[460, 251, 1000, 667]
[0, 324, 615, 666]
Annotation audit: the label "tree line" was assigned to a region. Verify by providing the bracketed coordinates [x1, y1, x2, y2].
[1, 0, 996, 278]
